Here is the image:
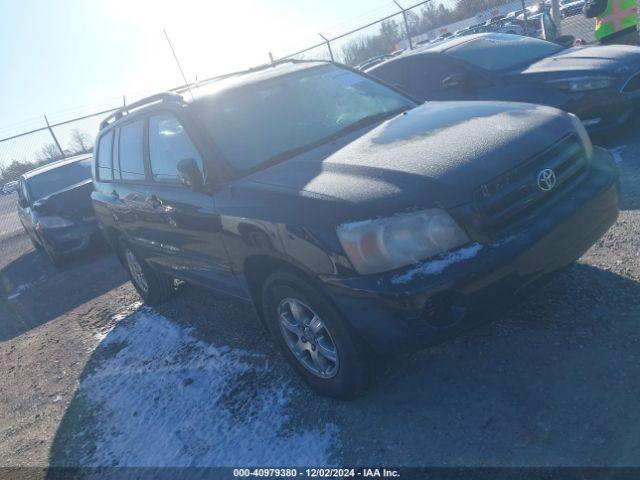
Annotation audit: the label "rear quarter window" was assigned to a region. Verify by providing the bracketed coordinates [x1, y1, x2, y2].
[97, 131, 114, 181]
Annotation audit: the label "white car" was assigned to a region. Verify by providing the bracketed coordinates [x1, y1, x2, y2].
[2, 180, 18, 194]
[517, 4, 544, 21]
[489, 21, 525, 35]
[560, 0, 586, 18]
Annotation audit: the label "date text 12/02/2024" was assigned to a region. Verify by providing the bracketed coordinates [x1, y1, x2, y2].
[233, 468, 401, 477]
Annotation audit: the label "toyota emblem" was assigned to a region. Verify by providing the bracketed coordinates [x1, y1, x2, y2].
[537, 168, 556, 191]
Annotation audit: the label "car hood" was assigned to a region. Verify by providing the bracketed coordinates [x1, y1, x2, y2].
[514, 45, 640, 78]
[244, 101, 575, 218]
[33, 179, 95, 218]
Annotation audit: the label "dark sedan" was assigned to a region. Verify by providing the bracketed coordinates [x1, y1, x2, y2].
[17, 154, 100, 266]
[367, 33, 640, 133]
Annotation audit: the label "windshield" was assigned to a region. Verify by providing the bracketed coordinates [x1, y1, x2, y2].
[27, 158, 92, 201]
[196, 65, 413, 172]
[446, 34, 563, 71]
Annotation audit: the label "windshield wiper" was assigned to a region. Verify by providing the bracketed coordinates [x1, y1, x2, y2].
[247, 106, 411, 174]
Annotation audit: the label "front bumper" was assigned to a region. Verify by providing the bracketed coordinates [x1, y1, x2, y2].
[321, 148, 620, 354]
[39, 218, 101, 257]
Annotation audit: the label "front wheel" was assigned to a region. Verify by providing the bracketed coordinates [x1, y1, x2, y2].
[262, 271, 371, 399]
[120, 241, 175, 305]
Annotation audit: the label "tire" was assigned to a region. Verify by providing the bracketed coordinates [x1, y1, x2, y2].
[262, 270, 371, 399]
[119, 240, 175, 305]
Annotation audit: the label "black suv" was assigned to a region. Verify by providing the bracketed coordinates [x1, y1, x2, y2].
[92, 60, 619, 398]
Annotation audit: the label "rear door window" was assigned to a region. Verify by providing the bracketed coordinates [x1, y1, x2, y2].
[97, 131, 114, 181]
[117, 120, 146, 181]
[148, 114, 203, 184]
[404, 56, 469, 100]
[368, 58, 409, 89]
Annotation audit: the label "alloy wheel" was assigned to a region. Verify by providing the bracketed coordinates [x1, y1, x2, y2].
[277, 298, 339, 378]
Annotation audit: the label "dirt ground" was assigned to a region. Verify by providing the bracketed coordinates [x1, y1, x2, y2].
[1, 118, 639, 474]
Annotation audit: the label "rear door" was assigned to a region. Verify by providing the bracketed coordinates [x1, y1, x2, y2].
[141, 112, 241, 296]
[107, 118, 157, 258]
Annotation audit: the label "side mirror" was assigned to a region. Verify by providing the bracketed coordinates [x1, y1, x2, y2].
[177, 158, 204, 191]
[442, 73, 468, 89]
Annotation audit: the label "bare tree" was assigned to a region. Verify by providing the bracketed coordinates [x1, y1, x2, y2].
[37, 143, 64, 163]
[68, 128, 93, 155]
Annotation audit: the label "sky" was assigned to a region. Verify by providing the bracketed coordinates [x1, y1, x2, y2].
[0, 0, 410, 139]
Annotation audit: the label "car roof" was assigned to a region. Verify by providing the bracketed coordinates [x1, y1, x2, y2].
[366, 33, 494, 73]
[369, 32, 525, 68]
[369, 31, 543, 74]
[22, 153, 92, 180]
[421, 32, 503, 52]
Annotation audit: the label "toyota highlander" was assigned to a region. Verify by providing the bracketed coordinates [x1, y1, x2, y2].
[91, 60, 619, 398]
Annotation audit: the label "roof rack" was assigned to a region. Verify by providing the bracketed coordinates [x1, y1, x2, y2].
[99, 92, 184, 130]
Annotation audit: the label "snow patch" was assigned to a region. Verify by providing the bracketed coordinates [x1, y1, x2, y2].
[391, 244, 483, 284]
[79, 307, 337, 467]
[93, 301, 143, 342]
[610, 145, 627, 164]
[7, 283, 30, 300]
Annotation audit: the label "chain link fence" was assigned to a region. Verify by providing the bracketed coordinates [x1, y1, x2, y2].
[0, 108, 119, 184]
[0, 0, 598, 186]
[280, 0, 596, 65]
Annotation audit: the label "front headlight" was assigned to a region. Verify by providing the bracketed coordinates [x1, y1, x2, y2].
[569, 113, 594, 159]
[547, 76, 616, 92]
[337, 209, 470, 275]
[36, 216, 73, 230]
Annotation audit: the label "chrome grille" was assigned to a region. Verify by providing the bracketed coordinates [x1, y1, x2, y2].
[472, 135, 588, 234]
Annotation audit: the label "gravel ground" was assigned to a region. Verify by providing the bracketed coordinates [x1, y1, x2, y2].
[0, 116, 639, 473]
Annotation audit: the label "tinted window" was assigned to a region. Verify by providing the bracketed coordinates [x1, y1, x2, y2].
[118, 120, 145, 181]
[367, 59, 408, 88]
[197, 65, 413, 173]
[411, 57, 470, 98]
[97, 131, 114, 181]
[26, 159, 92, 201]
[149, 115, 203, 184]
[446, 34, 563, 71]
